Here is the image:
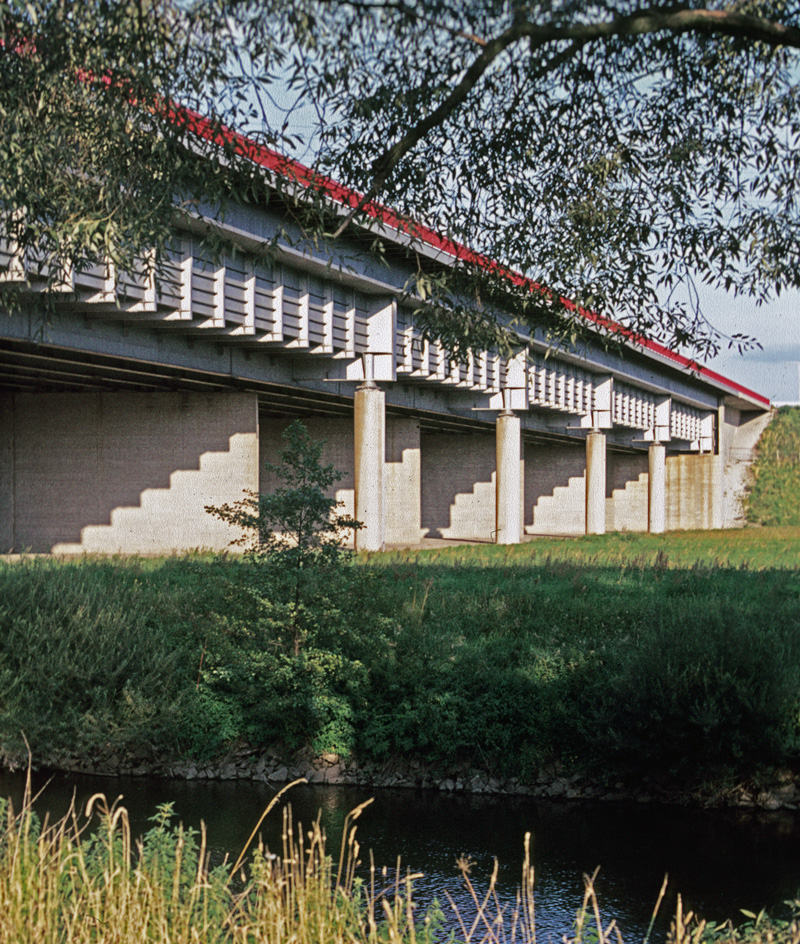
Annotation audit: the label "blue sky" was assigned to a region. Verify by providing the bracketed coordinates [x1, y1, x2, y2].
[700, 287, 800, 403]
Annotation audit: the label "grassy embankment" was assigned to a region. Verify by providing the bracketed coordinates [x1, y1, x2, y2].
[0, 782, 797, 944]
[746, 406, 800, 527]
[1, 526, 800, 791]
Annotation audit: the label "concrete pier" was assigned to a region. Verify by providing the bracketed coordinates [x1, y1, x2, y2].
[648, 443, 666, 534]
[585, 431, 607, 535]
[495, 410, 522, 545]
[354, 381, 385, 552]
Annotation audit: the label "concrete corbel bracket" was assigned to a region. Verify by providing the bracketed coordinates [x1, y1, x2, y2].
[591, 375, 614, 429]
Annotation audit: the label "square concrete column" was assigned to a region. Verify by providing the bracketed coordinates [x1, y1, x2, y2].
[585, 430, 606, 535]
[648, 443, 666, 534]
[354, 380, 385, 551]
[496, 409, 522, 544]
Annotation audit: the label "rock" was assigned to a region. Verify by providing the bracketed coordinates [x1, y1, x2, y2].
[757, 791, 781, 810]
[773, 784, 797, 801]
[321, 752, 339, 766]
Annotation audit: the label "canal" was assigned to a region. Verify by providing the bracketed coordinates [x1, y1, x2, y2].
[2, 768, 799, 940]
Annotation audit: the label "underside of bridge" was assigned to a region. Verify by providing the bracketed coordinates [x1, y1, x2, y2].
[0, 341, 770, 555]
[0, 198, 772, 554]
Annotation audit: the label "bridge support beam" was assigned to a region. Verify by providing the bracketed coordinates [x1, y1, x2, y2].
[495, 409, 522, 544]
[585, 431, 606, 535]
[648, 443, 666, 534]
[354, 380, 385, 552]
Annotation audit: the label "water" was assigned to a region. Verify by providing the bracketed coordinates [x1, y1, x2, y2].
[2, 768, 800, 941]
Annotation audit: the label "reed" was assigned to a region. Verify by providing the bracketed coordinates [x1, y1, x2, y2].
[0, 778, 797, 944]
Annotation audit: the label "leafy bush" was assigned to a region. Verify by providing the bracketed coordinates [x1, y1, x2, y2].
[0, 557, 202, 762]
[572, 598, 800, 778]
[2, 535, 800, 786]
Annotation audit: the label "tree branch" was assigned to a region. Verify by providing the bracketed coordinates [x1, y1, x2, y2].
[331, 5, 800, 239]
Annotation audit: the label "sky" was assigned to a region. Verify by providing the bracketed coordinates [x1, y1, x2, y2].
[698, 287, 800, 404]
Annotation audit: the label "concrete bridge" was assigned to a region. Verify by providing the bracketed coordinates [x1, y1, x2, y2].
[0, 140, 771, 554]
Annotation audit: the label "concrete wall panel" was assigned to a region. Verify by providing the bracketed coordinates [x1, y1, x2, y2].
[259, 415, 357, 546]
[665, 454, 722, 530]
[719, 407, 774, 527]
[385, 417, 424, 545]
[605, 451, 649, 533]
[0, 393, 14, 552]
[421, 431, 496, 541]
[524, 441, 586, 535]
[260, 413, 422, 547]
[6, 392, 259, 554]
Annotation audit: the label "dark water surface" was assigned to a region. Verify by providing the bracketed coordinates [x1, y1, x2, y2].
[2, 768, 800, 941]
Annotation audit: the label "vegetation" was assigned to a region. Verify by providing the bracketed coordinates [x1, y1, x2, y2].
[206, 420, 361, 559]
[746, 408, 800, 527]
[0, 784, 435, 944]
[2, 529, 800, 789]
[4, 4, 800, 355]
[1, 783, 799, 944]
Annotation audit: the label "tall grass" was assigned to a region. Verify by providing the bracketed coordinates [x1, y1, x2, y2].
[0, 779, 530, 944]
[371, 526, 800, 570]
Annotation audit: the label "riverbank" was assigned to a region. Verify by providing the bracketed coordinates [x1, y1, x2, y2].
[36, 741, 800, 812]
[2, 530, 800, 809]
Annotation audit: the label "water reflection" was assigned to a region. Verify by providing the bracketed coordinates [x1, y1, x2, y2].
[2, 768, 799, 940]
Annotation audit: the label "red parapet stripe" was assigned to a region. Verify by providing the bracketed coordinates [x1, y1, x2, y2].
[119, 99, 778, 408]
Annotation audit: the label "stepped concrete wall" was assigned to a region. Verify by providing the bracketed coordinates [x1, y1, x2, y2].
[524, 441, 586, 535]
[259, 414, 424, 547]
[605, 452, 649, 533]
[421, 431, 496, 542]
[0, 391, 259, 554]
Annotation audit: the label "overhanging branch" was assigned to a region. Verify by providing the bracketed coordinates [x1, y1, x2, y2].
[330, 4, 800, 239]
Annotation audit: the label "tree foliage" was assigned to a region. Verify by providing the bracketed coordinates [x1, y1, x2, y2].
[3, 1, 800, 357]
[256, 0, 800, 357]
[0, 1, 279, 296]
[205, 419, 360, 562]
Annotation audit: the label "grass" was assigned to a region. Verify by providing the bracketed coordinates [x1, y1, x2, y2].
[1, 780, 799, 944]
[746, 407, 800, 527]
[370, 526, 800, 570]
[1, 529, 800, 789]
